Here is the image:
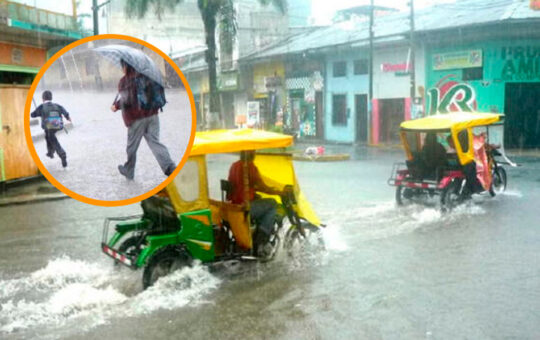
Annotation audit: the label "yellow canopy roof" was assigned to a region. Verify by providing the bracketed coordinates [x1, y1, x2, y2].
[400, 112, 502, 131]
[190, 129, 293, 155]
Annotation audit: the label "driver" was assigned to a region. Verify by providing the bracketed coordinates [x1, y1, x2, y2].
[422, 133, 448, 178]
[227, 151, 284, 247]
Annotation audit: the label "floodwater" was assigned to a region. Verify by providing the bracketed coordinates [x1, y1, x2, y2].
[0, 148, 539, 339]
[30, 89, 192, 201]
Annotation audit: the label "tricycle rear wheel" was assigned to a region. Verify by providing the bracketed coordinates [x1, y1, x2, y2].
[396, 185, 416, 206]
[142, 245, 192, 290]
[440, 180, 462, 212]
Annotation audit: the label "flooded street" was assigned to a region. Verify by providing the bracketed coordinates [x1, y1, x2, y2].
[1, 148, 539, 339]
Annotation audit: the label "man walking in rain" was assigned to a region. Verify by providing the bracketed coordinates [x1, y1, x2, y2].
[110, 59, 176, 180]
[31, 90, 71, 168]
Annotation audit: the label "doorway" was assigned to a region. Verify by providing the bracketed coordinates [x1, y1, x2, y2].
[379, 98, 404, 143]
[315, 91, 323, 138]
[504, 83, 540, 149]
[355, 94, 368, 143]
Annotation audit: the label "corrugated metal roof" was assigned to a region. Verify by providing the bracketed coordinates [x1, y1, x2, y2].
[244, 0, 540, 61]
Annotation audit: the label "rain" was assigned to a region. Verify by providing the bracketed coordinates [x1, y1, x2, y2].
[1, 0, 540, 339]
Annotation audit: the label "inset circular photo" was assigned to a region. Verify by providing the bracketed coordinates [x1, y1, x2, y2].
[24, 35, 196, 206]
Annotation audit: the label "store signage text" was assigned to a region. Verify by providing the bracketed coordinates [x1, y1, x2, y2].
[381, 62, 411, 74]
[500, 46, 540, 80]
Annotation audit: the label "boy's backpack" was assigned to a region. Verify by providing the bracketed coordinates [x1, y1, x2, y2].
[134, 75, 166, 111]
[42, 103, 64, 131]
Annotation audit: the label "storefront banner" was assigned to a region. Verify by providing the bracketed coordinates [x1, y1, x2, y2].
[433, 50, 482, 70]
[247, 101, 260, 127]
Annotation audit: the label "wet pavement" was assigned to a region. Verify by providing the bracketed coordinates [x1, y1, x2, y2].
[30, 88, 192, 202]
[0, 177, 66, 207]
[0, 147, 539, 339]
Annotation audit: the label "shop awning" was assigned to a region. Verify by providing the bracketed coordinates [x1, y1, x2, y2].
[0, 64, 40, 74]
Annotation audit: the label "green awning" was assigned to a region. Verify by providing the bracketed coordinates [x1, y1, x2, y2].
[0, 64, 40, 74]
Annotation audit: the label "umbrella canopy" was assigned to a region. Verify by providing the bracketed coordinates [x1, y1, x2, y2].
[94, 44, 164, 86]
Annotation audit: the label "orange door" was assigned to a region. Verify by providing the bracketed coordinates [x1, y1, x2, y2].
[0, 85, 39, 181]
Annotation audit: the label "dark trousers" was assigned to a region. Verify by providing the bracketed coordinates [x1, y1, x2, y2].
[45, 130, 66, 159]
[463, 162, 483, 193]
[124, 114, 175, 178]
[250, 198, 277, 236]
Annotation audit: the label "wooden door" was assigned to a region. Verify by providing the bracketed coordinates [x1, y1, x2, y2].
[0, 86, 39, 181]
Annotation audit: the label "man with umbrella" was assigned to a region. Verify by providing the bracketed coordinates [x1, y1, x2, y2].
[101, 45, 176, 180]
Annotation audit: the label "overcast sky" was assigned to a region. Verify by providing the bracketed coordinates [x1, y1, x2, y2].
[11, 0, 457, 29]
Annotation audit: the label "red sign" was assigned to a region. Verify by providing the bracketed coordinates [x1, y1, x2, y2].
[381, 62, 412, 73]
[531, 0, 540, 10]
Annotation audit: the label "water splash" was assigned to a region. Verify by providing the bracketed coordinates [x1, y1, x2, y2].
[129, 264, 220, 315]
[0, 256, 220, 334]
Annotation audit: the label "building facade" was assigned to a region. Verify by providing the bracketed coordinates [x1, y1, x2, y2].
[0, 0, 81, 182]
[425, 33, 540, 148]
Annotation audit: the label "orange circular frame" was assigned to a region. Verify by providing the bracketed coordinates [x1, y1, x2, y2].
[24, 34, 197, 207]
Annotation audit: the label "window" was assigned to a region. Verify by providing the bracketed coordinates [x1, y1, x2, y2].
[462, 67, 483, 81]
[175, 160, 200, 202]
[333, 61, 346, 77]
[458, 130, 469, 153]
[332, 94, 347, 126]
[0, 71, 34, 85]
[354, 59, 368, 75]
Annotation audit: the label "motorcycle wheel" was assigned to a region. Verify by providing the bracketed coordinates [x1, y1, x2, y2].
[489, 166, 507, 197]
[283, 224, 325, 257]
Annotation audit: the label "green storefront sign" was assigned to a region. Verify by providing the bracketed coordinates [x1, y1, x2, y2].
[217, 72, 238, 92]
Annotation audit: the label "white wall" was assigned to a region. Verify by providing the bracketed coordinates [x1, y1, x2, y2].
[373, 45, 410, 99]
[373, 43, 425, 99]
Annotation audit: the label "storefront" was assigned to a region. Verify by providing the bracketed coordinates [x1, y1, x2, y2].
[284, 59, 324, 138]
[251, 61, 285, 129]
[425, 39, 540, 148]
[325, 49, 369, 143]
[371, 45, 425, 145]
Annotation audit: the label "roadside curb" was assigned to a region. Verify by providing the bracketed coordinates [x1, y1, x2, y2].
[293, 153, 350, 162]
[0, 192, 68, 207]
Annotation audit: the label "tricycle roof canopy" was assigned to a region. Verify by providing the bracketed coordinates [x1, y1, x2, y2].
[190, 129, 293, 155]
[400, 112, 502, 132]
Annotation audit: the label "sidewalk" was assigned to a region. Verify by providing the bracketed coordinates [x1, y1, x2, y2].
[0, 177, 68, 207]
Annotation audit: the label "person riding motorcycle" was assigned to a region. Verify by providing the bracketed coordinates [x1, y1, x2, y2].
[227, 151, 285, 251]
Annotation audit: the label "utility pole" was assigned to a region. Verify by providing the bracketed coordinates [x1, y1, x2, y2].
[368, 0, 374, 144]
[409, 0, 415, 100]
[92, 0, 110, 35]
[92, 0, 98, 35]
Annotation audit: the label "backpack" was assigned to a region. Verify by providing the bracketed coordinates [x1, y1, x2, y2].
[134, 75, 166, 111]
[42, 103, 64, 131]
